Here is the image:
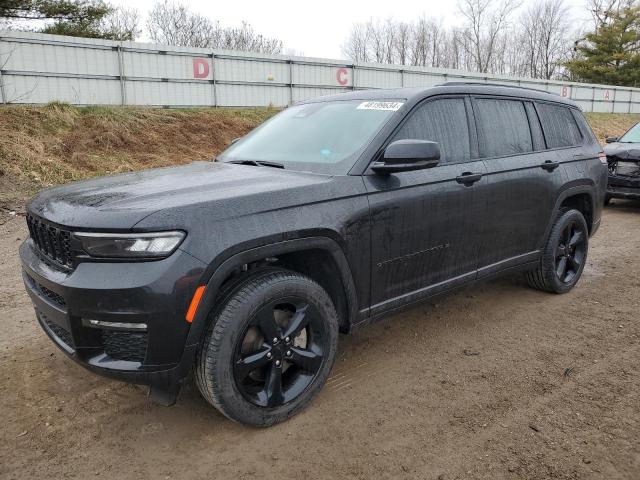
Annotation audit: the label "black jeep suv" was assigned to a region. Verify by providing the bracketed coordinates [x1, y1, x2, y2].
[20, 84, 607, 426]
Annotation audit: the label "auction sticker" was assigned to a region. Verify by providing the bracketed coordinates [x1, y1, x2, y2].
[357, 101, 404, 111]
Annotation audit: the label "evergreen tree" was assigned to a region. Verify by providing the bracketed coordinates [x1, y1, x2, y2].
[565, 4, 640, 86]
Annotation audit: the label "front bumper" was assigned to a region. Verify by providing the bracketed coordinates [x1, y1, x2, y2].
[20, 239, 206, 397]
[607, 174, 640, 200]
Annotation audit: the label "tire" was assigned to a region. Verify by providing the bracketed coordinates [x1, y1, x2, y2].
[604, 194, 612, 206]
[195, 269, 339, 426]
[526, 209, 589, 294]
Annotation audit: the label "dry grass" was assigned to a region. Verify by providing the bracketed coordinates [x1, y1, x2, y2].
[0, 104, 638, 209]
[0, 103, 276, 206]
[584, 112, 640, 144]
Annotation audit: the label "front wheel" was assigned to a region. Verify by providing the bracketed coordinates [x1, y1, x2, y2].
[526, 209, 589, 294]
[195, 269, 339, 426]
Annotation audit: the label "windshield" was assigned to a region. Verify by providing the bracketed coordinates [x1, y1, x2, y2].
[218, 99, 404, 174]
[620, 123, 640, 143]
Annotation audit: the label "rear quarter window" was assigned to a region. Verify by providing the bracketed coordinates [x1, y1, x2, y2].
[536, 103, 583, 148]
[571, 109, 598, 145]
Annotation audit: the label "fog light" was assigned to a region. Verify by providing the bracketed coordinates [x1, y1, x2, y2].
[83, 319, 147, 331]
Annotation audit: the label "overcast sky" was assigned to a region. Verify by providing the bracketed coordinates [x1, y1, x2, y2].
[110, 0, 594, 59]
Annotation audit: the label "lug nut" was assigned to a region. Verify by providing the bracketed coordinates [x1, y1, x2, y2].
[285, 336, 291, 343]
[266, 352, 272, 359]
[286, 350, 292, 357]
[272, 337, 278, 344]
[275, 360, 281, 367]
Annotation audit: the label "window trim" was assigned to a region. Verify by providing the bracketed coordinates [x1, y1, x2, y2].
[470, 95, 535, 160]
[366, 94, 475, 171]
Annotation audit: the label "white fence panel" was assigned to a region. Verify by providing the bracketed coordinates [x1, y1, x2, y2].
[1, 30, 640, 113]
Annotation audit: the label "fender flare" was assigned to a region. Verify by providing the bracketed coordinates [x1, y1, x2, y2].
[541, 182, 596, 247]
[183, 236, 359, 348]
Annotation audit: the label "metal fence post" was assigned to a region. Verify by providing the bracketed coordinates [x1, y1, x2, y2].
[116, 43, 126, 106]
[0, 69, 6, 104]
[211, 53, 217, 107]
[289, 59, 293, 105]
[352, 64, 356, 91]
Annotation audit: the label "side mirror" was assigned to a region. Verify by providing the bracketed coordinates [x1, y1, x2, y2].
[605, 136, 618, 143]
[372, 139, 440, 174]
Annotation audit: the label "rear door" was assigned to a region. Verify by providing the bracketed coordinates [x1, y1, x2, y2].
[363, 96, 488, 315]
[473, 96, 566, 277]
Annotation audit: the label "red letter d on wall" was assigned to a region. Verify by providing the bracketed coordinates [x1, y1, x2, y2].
[193, 58, 210, 79]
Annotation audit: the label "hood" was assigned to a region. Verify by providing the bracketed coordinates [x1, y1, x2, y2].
[604, 142, 640, 162]
[28, 161, 336, 230]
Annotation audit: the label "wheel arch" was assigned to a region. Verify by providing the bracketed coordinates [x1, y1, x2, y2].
[185, 236, 359, 348]
[542, 183, 596, 246]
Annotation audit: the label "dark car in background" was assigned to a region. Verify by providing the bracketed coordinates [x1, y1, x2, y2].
[20, 83, 607, 426]
[604, 122, 640, 204]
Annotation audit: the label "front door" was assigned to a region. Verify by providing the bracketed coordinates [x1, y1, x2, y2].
[363, 96, 488, 316]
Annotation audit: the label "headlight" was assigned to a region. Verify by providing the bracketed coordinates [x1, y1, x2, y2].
[74, 231, 185, 259]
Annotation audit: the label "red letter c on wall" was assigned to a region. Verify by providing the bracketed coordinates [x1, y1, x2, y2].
[336, 67, 348, 86]
[193, 58, 210, 79]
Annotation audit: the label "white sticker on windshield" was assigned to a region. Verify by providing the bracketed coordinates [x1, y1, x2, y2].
[357, 101, 404, 111]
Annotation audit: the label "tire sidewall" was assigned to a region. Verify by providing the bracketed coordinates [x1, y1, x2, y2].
[542, 209, 589, 294]
[200, 271, 339, 426]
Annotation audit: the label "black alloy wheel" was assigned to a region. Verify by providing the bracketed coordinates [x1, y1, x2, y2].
[554, 220, 587, 284]
[526, 208, 589, 294]
[195, 269, 339, 426]
[233, 298, 326, 408]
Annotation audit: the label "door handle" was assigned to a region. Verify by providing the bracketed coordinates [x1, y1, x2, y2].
[541, 160, 560, 171]
[456, 172, 483, 186]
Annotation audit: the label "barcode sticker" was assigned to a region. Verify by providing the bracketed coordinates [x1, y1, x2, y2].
[357, 101, 404, 111]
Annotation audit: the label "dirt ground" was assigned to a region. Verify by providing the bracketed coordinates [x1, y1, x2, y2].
[0, 201, 639, 480]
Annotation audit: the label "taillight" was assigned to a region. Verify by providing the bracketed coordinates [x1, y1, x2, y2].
[598, 152, 607, 164]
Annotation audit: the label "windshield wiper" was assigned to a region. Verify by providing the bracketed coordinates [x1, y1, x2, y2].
[228, 159, 284, 169]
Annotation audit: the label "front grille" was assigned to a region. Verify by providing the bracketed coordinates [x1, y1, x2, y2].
[27, 274, 66, 307]
[39, 311, 74, 349]
[102, 330, 147, 363]
[26, 214, 73, 269]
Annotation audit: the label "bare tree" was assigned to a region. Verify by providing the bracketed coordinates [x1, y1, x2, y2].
[341, 22, 370, 62]
[457, 0, 521, 73]
[147, 1, 217, 47]
[101, 6, 141, 41]
[518, 0, 572, 79]
[588, 0, 636, 28]
[395, 21, 412, 65]
[146, 1, 283, 53]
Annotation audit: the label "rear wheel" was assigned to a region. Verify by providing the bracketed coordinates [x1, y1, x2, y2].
[195, 269, 338, 426]
[526, 209, 589, 294]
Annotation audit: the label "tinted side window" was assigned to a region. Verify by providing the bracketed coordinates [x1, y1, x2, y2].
[536, 103, 583, 148]
[474, 98, 533, 157]
[393, 98, 470, 164]
[571, 109, 598, 145]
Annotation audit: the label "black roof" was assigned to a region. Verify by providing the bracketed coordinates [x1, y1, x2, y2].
[302, 82, 579, 109]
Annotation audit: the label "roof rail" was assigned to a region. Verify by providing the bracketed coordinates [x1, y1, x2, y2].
[440, 81, 557, 96]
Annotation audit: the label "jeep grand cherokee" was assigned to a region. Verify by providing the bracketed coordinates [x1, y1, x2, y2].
[20, 83, 607, 426]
